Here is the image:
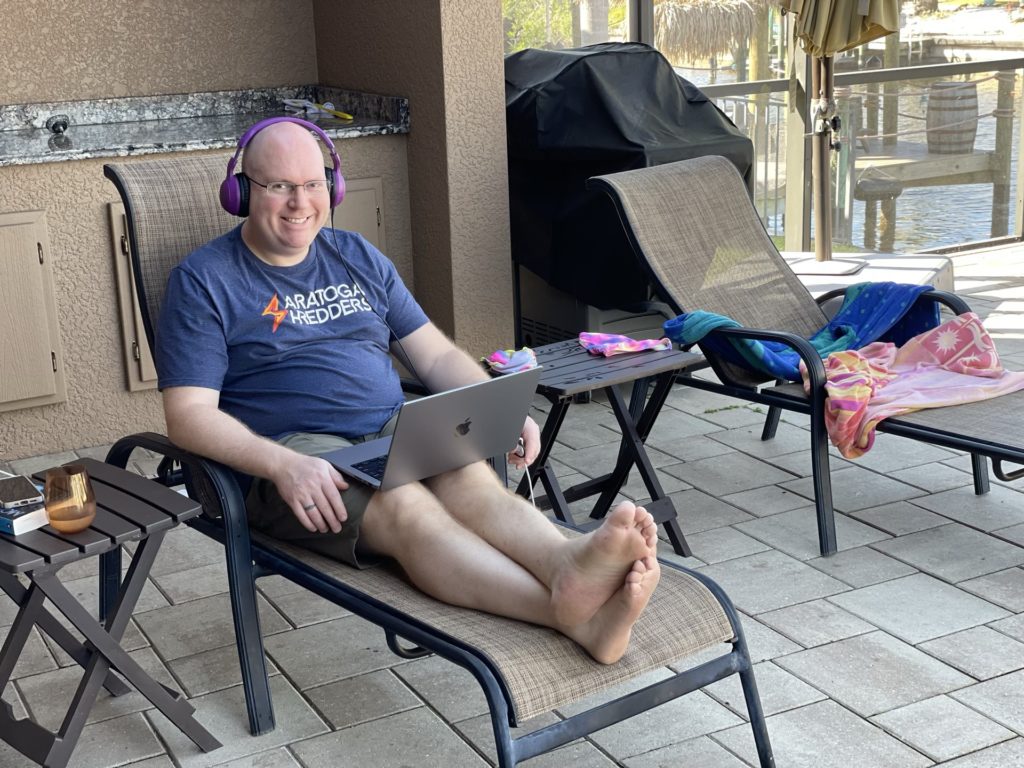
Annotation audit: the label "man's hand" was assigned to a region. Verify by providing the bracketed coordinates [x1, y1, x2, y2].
[271, 452, 350, 533]
[508, 415, 541, 470]
[163, 387, 352, 534]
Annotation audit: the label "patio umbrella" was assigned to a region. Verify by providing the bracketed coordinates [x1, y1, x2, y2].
[774, 0, 899, 260]
[778, 0, 898, 58]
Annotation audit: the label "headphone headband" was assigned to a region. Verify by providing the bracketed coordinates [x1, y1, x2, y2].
[221, 116, 346, 216]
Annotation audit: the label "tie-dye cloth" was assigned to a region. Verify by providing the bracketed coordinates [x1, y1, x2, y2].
[483, 347, 538, 374]
[801, 312, 1024, 458]
[663, 282, 939, 381]
[578, 332, 672, 357]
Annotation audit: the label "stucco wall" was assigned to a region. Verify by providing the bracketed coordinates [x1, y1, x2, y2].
[313, 0, 515, 355]
[0, 136, 411, 460]
[1, 0, 318, 102]
[0, 0, 506, 458]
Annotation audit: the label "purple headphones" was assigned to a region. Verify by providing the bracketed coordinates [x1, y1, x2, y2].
[220, 116, 346, 217]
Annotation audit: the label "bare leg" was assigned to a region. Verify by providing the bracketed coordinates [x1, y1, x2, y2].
[359, 481, 658, 663]
[360, 482, 567, 623]
[426, 462, 658, 626]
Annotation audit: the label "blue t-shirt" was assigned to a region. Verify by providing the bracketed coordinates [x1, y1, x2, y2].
[156, 226, 429, 440]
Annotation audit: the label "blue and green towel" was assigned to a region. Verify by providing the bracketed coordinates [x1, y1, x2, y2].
[663, 282, 940, 381]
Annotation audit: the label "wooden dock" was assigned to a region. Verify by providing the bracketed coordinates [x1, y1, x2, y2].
[855, 139, 998, 189]
[841, 138, 1011, 251]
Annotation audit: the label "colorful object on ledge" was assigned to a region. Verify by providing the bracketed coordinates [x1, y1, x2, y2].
[578, 332, 672, 357]
[282, 98, 354, 121]
[484, 347, 538, 374]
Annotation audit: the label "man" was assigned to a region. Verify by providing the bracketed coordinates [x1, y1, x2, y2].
[157, 120, 659, 664]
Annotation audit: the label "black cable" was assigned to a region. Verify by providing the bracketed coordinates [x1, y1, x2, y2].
[327, 209, 428, 393]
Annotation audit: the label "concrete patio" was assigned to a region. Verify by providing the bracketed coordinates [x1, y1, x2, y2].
[3, 242, 1024, 767]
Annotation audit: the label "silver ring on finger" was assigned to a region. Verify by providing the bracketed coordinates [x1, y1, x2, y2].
[302, 503, 317, 512]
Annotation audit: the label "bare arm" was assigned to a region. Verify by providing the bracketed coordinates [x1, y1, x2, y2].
[394, 323, 540, 467]
[162, 386, 349, 533]
[394, 322, 488, 392]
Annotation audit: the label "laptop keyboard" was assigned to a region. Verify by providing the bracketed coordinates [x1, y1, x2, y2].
[351, 455, 388, 481]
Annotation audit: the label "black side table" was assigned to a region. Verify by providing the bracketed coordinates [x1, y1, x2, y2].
[519, 339, 705, 557]
[0, 458, 220, 767]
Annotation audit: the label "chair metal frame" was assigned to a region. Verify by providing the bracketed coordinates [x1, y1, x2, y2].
[101, 156, 776, 766]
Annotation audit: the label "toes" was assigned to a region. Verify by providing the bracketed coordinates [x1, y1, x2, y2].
[636, 555, 657, 578]
[624, 559, 647, 588]
[640, 523, 658, 548]
[611, 501, 638, 527]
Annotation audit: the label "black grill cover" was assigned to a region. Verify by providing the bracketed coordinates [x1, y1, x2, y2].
[506, 42, 753, 309]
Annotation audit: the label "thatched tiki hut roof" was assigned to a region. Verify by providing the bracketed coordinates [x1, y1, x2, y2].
[655, 0, 771, 63]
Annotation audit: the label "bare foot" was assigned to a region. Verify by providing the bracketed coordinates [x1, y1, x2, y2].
[566, 555, 661, 664]
[550, 501, 656, 627]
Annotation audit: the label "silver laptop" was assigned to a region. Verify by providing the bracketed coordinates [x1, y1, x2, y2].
[321, 367, 542, 490]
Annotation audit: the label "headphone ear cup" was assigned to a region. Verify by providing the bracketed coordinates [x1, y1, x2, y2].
[326, 166, 345, 208]
[235, 173, 250, 218]
[220, 172, 250, 217]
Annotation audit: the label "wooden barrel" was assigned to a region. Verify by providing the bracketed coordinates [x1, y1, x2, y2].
[926, 81, 979, 155]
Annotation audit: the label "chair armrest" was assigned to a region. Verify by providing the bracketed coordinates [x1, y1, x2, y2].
[814, 287, 850, 308]
[400, 377, 430, 397]
[106, 431, 197, 467]
[920, 288, 971, 315]
[105, 432, 246, 523]
[815, 286, 971, 316]
[708, 326, 828, 393]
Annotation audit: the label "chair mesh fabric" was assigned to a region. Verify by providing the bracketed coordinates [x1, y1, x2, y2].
[106, 155, 238, 347]
[264, 536, 734, 723]
[593, 156, 829, 384]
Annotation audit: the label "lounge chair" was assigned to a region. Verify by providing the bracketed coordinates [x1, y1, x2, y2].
[101, 154, 775, 766]
[589, 155, 1024, 557]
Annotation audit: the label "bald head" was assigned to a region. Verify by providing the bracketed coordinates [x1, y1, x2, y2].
[242, 121, 325, 180]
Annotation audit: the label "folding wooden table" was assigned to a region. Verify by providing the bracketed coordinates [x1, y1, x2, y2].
[0, 458, 220, 767]
[519, 339, 705, 557]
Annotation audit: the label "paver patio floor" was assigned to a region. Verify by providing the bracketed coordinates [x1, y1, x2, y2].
[3, 243, 1024, 766]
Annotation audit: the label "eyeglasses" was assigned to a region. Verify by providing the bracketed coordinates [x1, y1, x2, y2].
[245, 175, 329, 196]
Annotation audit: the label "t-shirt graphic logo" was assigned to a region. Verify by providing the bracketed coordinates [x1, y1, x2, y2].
[261, 294, 288, 332]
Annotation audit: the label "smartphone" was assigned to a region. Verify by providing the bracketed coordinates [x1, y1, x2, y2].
[0, 475, 44, 509]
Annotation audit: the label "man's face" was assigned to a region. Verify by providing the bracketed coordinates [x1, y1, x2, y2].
[241, 126, 330, 265]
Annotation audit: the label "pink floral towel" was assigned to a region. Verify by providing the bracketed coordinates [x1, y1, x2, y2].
[801, 313, 1024, 458]
[579, 332, 672, 357]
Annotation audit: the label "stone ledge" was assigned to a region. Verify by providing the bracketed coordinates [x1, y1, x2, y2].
[0, 85, 409, 167]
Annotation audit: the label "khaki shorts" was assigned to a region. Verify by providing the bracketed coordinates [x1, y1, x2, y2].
[246, 416, 397, 568]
